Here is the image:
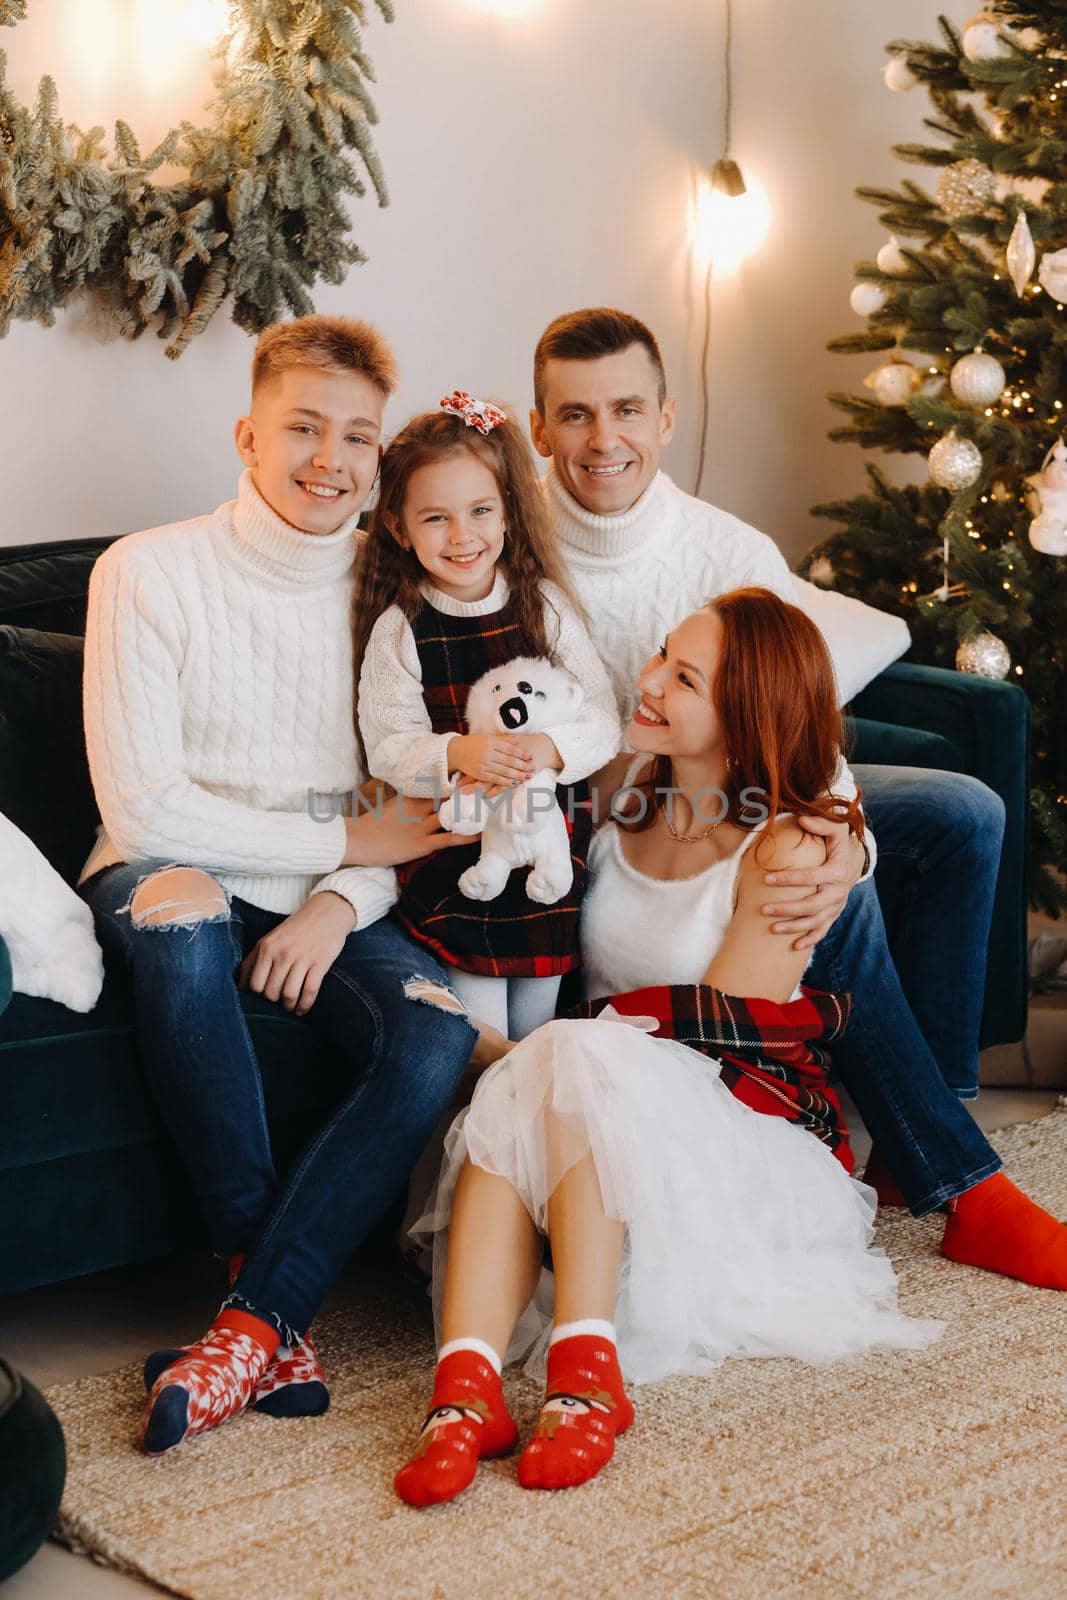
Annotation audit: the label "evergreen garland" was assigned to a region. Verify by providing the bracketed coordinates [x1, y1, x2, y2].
[0, 0, 394, 357]
[801, 5, 1067, 915]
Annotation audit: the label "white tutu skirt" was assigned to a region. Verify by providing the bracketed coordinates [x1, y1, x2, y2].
[411, 1016, 943, 1384]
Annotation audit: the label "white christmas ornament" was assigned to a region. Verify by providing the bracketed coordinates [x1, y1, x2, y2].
[876, 237, 910, 274]
[884, 54, 917, 91]
[865, 360, 923, 406]
[949, 349, 1006, 406]
[807, 556, 836, 588]
[1006, 211, 1036, 296]
[956, 632, 1011, 678]
[929, 429, 983, 491]
[850, 282, 888, 316]
[1025, 438, 1067, 555]
[962, 18, 1012, 60]
[1038, 246, 1067, 303]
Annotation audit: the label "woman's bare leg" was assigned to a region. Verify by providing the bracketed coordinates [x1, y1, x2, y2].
[440, 1160, 542, 1354]
[547, 1150, 624, 1324]
[397, 1161, 540, 1506]
[520, 1149, 631, 1492]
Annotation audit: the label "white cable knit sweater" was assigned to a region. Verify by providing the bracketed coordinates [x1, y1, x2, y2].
[80, 471, 396, 924]
[543, 466, 875, 870]
[358, 571, 621, 797]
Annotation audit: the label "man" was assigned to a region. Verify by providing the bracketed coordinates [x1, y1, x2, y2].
[528, 307, 1067, 1289]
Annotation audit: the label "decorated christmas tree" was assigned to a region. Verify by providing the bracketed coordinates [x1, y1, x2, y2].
[801, 5, 1067, 915]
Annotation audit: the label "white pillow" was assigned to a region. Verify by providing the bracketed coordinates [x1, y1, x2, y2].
[791, 576, 911, 706]
[0, 812, 104, 1013]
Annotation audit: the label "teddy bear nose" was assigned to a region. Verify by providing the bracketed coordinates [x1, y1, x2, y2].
[500, 696, 529, 730]
[517, 681, 533, 695]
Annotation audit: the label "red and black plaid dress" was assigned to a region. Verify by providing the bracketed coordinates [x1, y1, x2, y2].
[392, 595, 593, 978]
[567, 983, 855, 1171]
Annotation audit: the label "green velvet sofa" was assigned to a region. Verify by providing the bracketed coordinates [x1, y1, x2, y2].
[0, 536, 1031, 1296]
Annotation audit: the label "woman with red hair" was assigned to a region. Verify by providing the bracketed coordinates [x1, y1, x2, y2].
[395, 588, 941, 1506]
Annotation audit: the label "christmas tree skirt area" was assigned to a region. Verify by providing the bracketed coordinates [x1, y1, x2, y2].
[43, 1110, 1067, 1600]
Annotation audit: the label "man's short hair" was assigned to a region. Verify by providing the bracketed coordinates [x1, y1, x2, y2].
[252, 314, 399, 398]
[533, 307, 667, 413]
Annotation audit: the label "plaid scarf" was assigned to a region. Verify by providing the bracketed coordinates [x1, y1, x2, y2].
[392, 595, 593, 978]
[567, 983, 854, 1171]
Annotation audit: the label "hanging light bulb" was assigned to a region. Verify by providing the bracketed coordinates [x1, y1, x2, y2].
[692, 164, 770, 275]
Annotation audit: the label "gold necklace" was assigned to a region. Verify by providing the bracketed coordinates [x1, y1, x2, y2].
[660, 803, 725, 844]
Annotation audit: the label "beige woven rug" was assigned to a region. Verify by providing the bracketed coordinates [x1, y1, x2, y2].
[47, 1109, 1067, 1600]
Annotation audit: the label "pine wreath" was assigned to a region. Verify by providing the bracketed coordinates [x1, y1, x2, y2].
[0, 0, 394, 357]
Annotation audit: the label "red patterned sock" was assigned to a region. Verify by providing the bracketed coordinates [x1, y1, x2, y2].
[518, 1324, 634, 1492]
[941, 1172, 1067, 1290]
[142, 1255, 327, 1419]
[395, 1342, 517, 1507]
[137, 1309, 279, 1455]
[862, 1146, 907, 1208]
[251, 1330, 329, 1417]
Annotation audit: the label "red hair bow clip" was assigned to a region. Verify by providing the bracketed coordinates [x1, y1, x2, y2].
[440, 391, 507, 436]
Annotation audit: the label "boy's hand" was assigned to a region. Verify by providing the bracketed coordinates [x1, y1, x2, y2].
[760, 815, 865, 950]
[449, 732, 533, 786]
[342, 793, 473, 867]
[239, 892, 356, 1017]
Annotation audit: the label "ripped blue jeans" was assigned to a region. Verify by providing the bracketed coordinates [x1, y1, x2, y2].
[85, 860, 476, 1341]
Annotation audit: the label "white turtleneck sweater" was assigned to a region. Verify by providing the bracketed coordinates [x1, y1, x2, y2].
[80, 471, 396, 924]
[543, 466, 876, 870]
[358, 572, 621, 798]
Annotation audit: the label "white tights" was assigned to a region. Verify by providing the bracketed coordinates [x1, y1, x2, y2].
[448, 972, 562, 1042]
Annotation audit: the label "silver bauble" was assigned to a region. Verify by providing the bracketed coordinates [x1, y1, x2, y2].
[956, 632, 1011, 679]
[850, 282, 888, 316]
[937, 159, 997, 219]
[929, 430, 983, 491]
[949, 350, 1006, 406]
[808, 556, 836, 588]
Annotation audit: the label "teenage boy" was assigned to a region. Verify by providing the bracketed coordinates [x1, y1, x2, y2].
[529, 306, 1067, 1288]
[82, 316, 476, 1455]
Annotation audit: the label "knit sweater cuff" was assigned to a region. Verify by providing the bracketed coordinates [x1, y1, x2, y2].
[309, 867, 397, 929]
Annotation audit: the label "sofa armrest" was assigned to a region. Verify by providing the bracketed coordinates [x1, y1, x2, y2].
[850, 660, 1030, 1048]
[0, 934, 11, 1017]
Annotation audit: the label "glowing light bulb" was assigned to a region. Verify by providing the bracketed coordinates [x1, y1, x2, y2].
[691, 169, 771, 276]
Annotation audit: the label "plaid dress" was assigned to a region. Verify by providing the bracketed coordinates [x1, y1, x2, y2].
[567, 983, 855, 1171]
[392, 595, 593, 977]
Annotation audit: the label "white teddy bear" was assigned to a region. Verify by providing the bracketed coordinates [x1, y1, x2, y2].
[438, 656, 582, 905]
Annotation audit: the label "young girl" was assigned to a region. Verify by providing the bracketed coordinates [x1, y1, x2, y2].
[353, 392, 620, 1040]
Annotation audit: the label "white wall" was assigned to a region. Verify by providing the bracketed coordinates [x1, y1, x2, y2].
[0, 0, 969, 559]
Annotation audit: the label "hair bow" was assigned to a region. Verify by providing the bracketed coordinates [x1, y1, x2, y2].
[439, 391, 507, 436]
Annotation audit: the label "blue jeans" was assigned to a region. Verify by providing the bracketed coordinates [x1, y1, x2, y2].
[807, 767, 1005, 1216]
[86, 861, 476, 1341]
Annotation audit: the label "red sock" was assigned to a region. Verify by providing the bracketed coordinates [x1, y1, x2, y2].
[862, 1146, 907, 1208]
[518, 1331, 634, 1492]
[941, 1172, 1067, 1290]
[395, 1346, 517, 1507]
[137, 1309, 279, 1455]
